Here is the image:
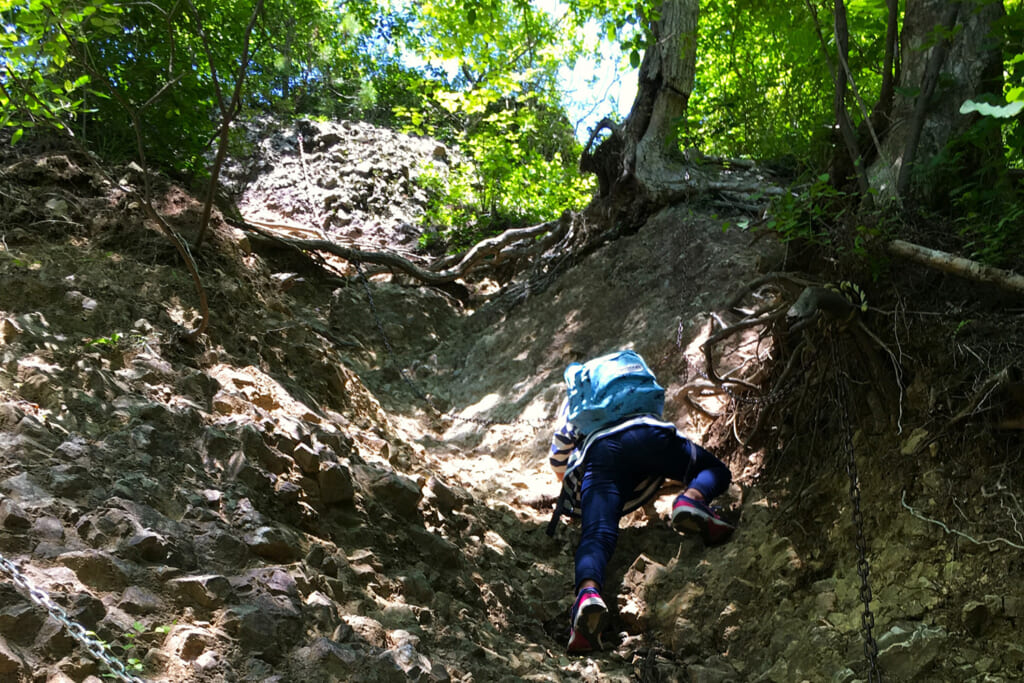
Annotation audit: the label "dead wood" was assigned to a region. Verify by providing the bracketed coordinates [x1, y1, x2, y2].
[239, 212, 571, 286]
[888, 239, 1024, 296]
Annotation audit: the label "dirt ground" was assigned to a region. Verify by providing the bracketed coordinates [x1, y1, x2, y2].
[1, 121, 1024, 683]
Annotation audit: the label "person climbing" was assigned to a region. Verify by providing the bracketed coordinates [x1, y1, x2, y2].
[546, 350, 735, 654]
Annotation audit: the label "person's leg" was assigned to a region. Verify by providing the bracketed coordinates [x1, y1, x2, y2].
[569, 435, 627, 652]
[614, 424, 735, 543]
[681, 439, 731, 503]
[670, 439, 735, 543]
[574, 435, 627, 591]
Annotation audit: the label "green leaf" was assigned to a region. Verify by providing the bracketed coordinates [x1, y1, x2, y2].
[11, 128, 24, 145]
[959, 98, 1024, 119]
[629, 49, 639, 69]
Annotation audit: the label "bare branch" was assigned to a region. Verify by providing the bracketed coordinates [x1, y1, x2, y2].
[238, 213, 570, 285]
[194, 0, 265, 248]
[888, 239, 1024, 295]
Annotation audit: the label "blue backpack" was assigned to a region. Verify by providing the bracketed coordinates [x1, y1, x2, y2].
[564, 350, 665, 434]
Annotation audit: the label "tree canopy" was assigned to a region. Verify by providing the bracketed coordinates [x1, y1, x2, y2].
[2, 0, 1023, 261]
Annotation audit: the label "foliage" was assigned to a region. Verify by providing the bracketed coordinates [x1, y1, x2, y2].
[761, 173, 847, 247]
[910, 105, 1024, 266]
[4, 0, 1023, 263]
[0, 0, 121, 142]
[95, 620, 174, 677]
[1, 0, 419, 167]
[414, 100, 594, 250]
[396, 0, 595, 249]
[689, 0, 890, 163]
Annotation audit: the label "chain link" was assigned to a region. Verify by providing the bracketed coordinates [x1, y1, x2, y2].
[0, 552, 147, 682]
[831, 341, 882, 682]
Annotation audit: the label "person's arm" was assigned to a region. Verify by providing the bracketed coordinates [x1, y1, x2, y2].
[549, 400, 578, 482]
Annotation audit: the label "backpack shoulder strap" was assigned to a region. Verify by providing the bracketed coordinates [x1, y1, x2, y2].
[546, 467, 585, 537]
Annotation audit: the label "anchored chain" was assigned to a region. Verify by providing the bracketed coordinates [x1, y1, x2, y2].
[720, 369, 801, 407]
[831, 342, 882, 682]
[0, 552, 146, 683]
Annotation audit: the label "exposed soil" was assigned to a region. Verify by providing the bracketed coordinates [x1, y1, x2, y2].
[1, 121, 1023, 683]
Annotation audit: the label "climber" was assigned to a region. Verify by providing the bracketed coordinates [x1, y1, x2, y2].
[548, 350, 735, 654]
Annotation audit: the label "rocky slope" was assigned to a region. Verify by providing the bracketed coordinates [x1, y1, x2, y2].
[1, 120, 1022, 683]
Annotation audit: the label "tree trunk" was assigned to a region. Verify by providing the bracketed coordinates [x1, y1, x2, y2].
[868, 0, 1004, 201]
[580, 0, 700, 204]
[629, 0, 699, 201]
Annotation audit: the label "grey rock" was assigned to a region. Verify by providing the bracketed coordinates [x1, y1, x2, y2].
[962, 600, 991, 636]
[407, 527, 460, 568]
[304, 544, 326, 570]
[876, 622, 947, 680]
[46, 464, 98, 498]
[221, 594, 303, 663]
[0, 498, 30, 530]
[304, 591, 339, 630]
[398, 571, 435, 606]
[0, 598, 44, 646]
[273, 479, 303, 505]
[244, 525, 301, 562]
[241, 424, 291, 474]
[293, 637, 358, 679]
[425, 476, 470, 514]
[203, 427, 239, 461]
[343, 614, 387, 648]
[0, 635, 24, 676]
[169, 574, 235, 609]
[318, 462, 355, 506]
[238, 566, 299, 598]
[117, 586, 164, 615]
[194, 528, 250, 570]
[119, 530, 193, 567]
[291, 442, 320, 475]
[313, 429, 355, 460]
[356, 466, 422, 519]
[57, 550, 129, 591]
[227, 451, 274, 494]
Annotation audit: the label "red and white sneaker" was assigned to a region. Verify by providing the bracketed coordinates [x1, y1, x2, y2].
[567, 587, 608, 654]
[671, 494, 735, 545]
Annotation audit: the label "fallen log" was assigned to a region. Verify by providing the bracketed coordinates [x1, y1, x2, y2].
[887, 239, 1024, 296]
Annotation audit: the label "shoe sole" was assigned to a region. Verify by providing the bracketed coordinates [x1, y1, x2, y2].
[672, 508, 734, 545]
[568, 604, 609, 653]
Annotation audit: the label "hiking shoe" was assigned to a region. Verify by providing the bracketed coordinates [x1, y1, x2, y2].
[567, 587, 608, 654]
[671, 494, 735, 545]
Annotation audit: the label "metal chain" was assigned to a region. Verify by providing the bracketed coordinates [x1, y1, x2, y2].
[0, 552, 146, 683]
[720, 369, 801, 407]
[351, 260, 543, 429]
[831, 341, 882, 682]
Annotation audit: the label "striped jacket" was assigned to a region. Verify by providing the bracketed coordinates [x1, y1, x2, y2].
[548, 400, 677, 523]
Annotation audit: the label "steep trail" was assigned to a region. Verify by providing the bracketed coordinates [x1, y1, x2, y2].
[2, 121, 1023, 682]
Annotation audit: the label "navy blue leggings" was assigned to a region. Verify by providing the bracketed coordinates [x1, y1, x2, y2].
[575, 423, 731, 590]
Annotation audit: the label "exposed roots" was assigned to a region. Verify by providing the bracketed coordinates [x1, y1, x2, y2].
[687, 275, 906, 470]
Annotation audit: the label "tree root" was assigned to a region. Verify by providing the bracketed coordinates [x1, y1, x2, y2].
[237, 211, 571, 285]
